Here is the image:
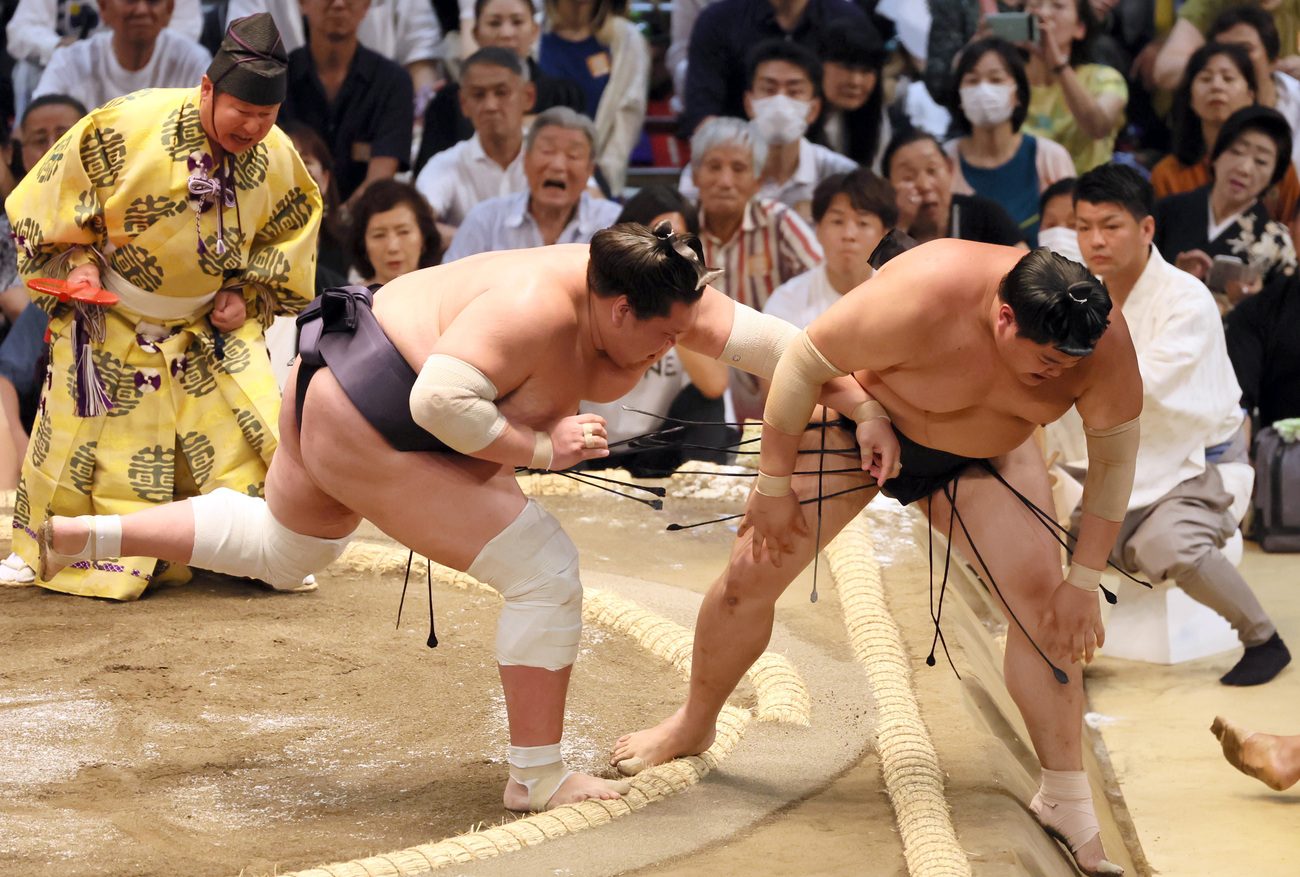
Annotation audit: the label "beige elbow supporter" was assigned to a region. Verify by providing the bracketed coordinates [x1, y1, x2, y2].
[1081, 416, 1140, 522]
[410, 353, 509, 454]
[717, 302, 800, 380]
[764, 329, 847, 436]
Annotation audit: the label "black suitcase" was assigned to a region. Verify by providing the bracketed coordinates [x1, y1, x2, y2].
[1252, 426, 1300, 552]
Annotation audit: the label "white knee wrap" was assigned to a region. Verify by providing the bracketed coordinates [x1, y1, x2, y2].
[189, 488, 354, 590]
[467, 500, 582, 671]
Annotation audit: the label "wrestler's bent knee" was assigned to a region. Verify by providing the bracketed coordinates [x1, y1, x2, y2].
[468, 500, 583, 671]
[190, 488, 355, 589]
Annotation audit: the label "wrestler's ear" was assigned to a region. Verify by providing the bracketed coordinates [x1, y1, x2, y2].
[996, 303, 1017, 333]
[610, 295, 632, 328]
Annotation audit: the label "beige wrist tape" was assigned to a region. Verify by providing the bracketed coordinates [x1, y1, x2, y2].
[530, 431, 553, 470]
[1081, 415, 1140, 522]
[718, 302, 800, 380]
[1065, 563, 1103, 592]
[764, 330, 847, 435]
[410, 353, 509, 454]
[755, 471, 793, 497]
[850, 399, 889, 422]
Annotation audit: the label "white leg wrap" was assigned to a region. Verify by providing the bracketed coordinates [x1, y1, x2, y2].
[467, 500, 583, 671]
[189, 488, 355, 590]
[508, 743, 572, 810]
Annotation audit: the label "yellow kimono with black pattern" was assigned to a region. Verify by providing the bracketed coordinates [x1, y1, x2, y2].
[4, 86, 321, 600]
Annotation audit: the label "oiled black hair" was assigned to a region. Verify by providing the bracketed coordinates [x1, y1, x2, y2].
[588, 222, 714, 319]
[999, 248, 1111, 356]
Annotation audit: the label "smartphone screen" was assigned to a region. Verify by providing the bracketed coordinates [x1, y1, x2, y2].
[985, 12, 1039, 44]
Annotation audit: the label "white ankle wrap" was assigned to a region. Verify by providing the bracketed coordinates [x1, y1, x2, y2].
[1035, 768, 1101, 851]
[189, 488, 355, 590]
[508, 743, 571, 810]
[467, 500, 582, 671]
[68, 515, 122, 560]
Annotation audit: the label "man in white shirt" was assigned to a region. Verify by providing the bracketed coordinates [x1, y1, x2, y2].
[1063, 163, 1289, 686]
[34, 0, 210, 111]
[6, 0, 202, 114]
[7, 0, 201, 66]
[415, 47, 533, 232]
[226, 0, 443, 101]
[444, 107, 622, 261]
[764, 168, 895, 328]
[679, 40, 857, 219]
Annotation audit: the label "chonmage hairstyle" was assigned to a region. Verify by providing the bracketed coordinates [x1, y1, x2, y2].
[999, 248, 1112, 357]
[587, 222, 718, 319]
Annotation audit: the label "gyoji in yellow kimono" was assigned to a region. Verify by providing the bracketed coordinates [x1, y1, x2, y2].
[0, 13, 322, 600]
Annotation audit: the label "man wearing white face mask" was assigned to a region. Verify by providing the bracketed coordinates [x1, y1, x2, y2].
[943, 38, 1075, 248]
[680, 40, 857, 220]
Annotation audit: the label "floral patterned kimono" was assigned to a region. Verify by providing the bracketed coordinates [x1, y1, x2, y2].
[4, 86, 321, 599]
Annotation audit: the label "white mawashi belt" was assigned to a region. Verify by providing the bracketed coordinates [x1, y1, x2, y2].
[100, 267, 218, 323]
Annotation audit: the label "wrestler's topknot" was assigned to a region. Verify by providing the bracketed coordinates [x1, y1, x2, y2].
[587, 222, 718, 319]
[999, 248, 1112, 357]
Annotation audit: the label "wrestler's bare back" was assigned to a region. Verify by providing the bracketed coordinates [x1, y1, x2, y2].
[816, 239, 1135, 458]
[372, 246, 653, 434]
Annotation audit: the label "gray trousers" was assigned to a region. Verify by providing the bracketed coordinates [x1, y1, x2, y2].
[1111, 465, 1275, 646]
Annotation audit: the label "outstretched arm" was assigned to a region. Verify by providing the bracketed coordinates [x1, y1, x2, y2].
[679, 285, 879, 426]
[737, 261, 920, 563]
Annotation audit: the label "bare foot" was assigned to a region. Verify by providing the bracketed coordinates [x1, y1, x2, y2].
[502, 771, 630, 812]
[1212, 716, 1299, 791]
[609, 707, 717, 776]
[1031, 793, 1124, 876]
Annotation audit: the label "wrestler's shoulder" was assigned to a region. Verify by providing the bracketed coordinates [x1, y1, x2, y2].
[897, 237, 1021, 262]
[1076, 308, 1138, 381]
[429, 249, 585, 325]
[878, 239, 1021, 286]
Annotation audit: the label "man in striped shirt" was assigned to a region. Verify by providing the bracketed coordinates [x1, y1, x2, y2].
[690, 117, 823, 314]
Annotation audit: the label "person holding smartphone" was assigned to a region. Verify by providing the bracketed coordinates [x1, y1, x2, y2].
[1154, 106, 1298, 298]
[1019, 0, 1127, 174]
